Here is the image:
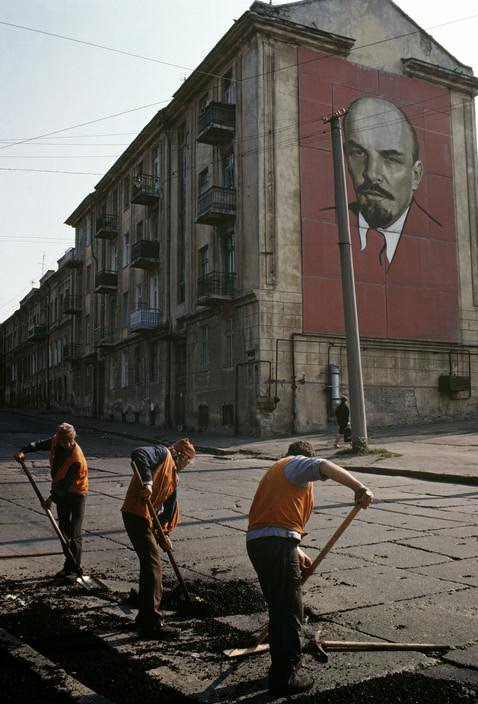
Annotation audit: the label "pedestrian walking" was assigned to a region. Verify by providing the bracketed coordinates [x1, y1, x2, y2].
[334, 395, 350, 448]
[121, 437, 196, 639]
[246, 440, 373, 696]
[15, 422, 88, 580]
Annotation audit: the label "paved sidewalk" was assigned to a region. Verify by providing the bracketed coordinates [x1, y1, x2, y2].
[9, 408, 478, 485]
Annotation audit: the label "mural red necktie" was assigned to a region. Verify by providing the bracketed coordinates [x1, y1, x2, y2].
[366, 229, 387, 268]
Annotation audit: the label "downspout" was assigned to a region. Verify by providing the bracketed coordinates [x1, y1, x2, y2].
[165, 128, 173, 428]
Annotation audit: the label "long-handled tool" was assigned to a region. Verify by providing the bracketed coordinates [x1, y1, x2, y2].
[314, 633, 450, 662]
[16, 457, 107, 592]
[224, 504, 362, 658]
[131, 461, 209, 615]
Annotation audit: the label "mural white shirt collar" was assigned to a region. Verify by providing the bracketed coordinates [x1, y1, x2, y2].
[358, 206, 410, 265]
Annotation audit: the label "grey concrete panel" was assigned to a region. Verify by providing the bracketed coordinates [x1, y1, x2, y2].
[397, 532, 478, 560]
[304, 565, 465, 616]
[443, 643, 478, 668]
[409, 557, 478, 587]
[331, 596, 478, 646]
[336, 542, 454, 569]
[421, 664, 478, 686]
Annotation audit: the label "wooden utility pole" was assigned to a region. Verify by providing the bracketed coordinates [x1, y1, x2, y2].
[323, 109, 367, 451]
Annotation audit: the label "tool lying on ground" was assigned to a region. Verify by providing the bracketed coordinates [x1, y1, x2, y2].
[131, 461, 209, 616]
[314, 634, 450, 662]
[16, 457, 107, 592]
[224, 504, 362, 658]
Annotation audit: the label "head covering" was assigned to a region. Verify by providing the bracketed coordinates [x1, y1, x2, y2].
[171, 437, 196, 461]
[56, 422, 76, 438]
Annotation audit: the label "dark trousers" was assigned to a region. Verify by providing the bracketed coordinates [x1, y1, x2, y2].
[247, 537, 303, 684]
[122, 512, 163, 629]
[56, 492, 86, 572]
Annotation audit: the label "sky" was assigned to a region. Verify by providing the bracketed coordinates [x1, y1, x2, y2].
[1, 0, 478, 323]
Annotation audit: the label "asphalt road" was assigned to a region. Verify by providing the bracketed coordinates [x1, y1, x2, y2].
[1, 410, 477, 702]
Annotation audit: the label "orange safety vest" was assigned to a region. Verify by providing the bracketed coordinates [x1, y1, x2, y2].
[248, 457, 314, 535]
[121, 449, 179, 532]
[49, 435, 88, 494]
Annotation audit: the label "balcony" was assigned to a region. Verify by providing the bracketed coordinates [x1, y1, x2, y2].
[95, 214, 118, 240]
[62, 295, 82, 314]
[131, 240, 160, 269]
[59, 248, 82, 268]
[63, 344, 82, 361]
[196, 186, 236, 226]
[27, 324, 48, 342]
[197, 272, 236, 305]
[197, 102, 235, 145]
[131, 174, 161, 206]
[94, 270, 118, 294]
[94, 328, 116, 348]
[129, 306, 164, 334]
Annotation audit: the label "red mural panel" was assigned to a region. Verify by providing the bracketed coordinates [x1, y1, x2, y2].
[299, 49, 459, 341]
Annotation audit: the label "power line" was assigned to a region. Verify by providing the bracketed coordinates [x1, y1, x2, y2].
[0, 141, 128, 146]
[0, 167, 103, 175]
[0, 154, 120, 159]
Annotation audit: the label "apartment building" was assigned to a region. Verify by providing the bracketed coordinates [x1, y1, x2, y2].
[3, 0, 478, 435]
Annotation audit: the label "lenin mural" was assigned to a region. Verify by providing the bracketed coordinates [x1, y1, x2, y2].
[300, 49, 459, 341]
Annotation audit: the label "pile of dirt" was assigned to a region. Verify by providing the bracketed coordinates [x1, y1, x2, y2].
[161, 578, 265, 616]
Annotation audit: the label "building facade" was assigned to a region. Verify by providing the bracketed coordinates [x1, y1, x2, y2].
[2, 0, 478, 435]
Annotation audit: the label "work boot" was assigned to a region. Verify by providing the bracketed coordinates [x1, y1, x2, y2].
[54, 568, 68, 579]
[269, 670, 313, 697]
[138, 621, 178, 641]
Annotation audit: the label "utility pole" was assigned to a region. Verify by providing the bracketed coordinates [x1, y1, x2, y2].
[323, 109, 368, 452]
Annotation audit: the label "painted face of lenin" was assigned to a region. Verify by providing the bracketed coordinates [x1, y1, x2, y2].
[343, 97, 423, 229]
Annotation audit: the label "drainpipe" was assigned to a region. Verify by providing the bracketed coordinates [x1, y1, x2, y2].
[165, 127, 173, 428]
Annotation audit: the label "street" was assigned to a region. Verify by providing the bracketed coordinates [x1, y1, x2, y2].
[1, 410, 477, 703]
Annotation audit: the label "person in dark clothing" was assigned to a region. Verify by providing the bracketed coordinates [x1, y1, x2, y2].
[15, 422, 88, 580]
[334, 395, 350, 448]
[121, 437, 196, 640]
[247, 440, 373, 697]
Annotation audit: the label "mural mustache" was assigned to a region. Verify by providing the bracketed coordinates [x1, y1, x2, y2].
[356, 179, 396, 228]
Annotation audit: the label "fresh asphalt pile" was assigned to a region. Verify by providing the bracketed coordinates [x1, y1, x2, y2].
[1, 576, 477, 704]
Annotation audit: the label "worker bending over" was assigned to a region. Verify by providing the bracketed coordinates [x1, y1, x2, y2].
[121, 438, 196, 640]
[247, 440, 373, 697]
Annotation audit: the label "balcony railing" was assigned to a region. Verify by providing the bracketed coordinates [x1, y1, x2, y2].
[196, 186, 236, 226]
[94, 328, 116, 348]
[197, 102, 236, 145]
[197, 272, 236, 305]
[95, 214, 118, 240]
[131, 174, 161, 205]
[129, 306, 164, 333]
[62, 295, 82, 314]
[131, 239, 160, 269]
[59, 248, 82, 268]
[94, 270, 118, 294]
[63, 344, 82, 361]
[27, 324, 48, 341]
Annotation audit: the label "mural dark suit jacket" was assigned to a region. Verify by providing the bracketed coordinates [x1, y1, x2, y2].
[306, 200, 459, 342]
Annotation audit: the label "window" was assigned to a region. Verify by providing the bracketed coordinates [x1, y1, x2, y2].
[199, 93, 209, 115]
[200, 325, 209, 370]
[122, 292, 129, 327]
[150, 341, 160, 382]
[136, 220, 143, 243]
[121, 350, 128, 388]
[123, 175, 130, 210]
[199, 245, 209, 278]
[152, 145, 161, 191]
[223, 69, 235, 104]
[86, 216, 93, 246]
[112, 188, 118, 215]
[86, 265, 91, 292]
[224, 233, 236, 274]
[135, 284, 142, 309]
[111, 244, 118, 272]
[222, 404, 234, 426]
[223, 151, 235, 189]
[77, 225, 84, 251]
[224, 318, 233, 368]
[109, 356, 116, 390]
[149, 275, 159, 309]
[123, 232, 130, 266]
[85, 315, 90, 344]
[109, 298, 117, 332]
[198, 168, 209, 194]
[134, 347, 142, 384]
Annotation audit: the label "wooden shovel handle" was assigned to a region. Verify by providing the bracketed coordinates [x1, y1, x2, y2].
[253, 504, 362, 646]
[130, 461, 191, 600]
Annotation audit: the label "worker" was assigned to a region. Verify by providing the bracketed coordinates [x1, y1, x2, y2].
[15, 422, 88, 581]
[121, 437, 196, 639]
[246, 440, 373, 697]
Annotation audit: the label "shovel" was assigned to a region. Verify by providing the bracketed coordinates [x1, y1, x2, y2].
[16, 457, 107, 592]
[224, 504, 362, 658]
[131, 461, 209, 616]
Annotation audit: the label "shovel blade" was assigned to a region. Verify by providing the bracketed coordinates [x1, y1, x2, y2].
[76, 574, 108, 591]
